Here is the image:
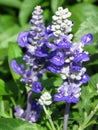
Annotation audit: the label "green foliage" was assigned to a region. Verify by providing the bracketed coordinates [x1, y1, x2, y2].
[0, 0, 21, 9]
[0, 79, 8, 96]
[0, 0, 98, 130]
[0, 118, 47, 130]
[19, 0, 41, 26]
[51, 0, 64, 13]
[71, 73, 98, 129]
[69, 3, 98, 32]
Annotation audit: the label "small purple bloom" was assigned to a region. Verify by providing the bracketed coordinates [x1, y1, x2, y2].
[28, 111, 39, 123]
[54, 94, 65, 101]
[31, 101, 41, 111]
[81, 74, 90, 83]
[70, 65, 81, 72]
[32, 81, 43, 93]
[81, 33, 93, 45]
[14, 106, 25, 118]
[45, 25, 54, 38]
[18, 31, 29, 47]
[58, 36, 71, 49]
[65, 96, 78, 103]
[50, 51, 65, 66]
[34, 46, 48, 57]
[47, 64, 61, 73]
[45, 42, 57, 51]
[11, 60, 24, 75]
[74, 52, 89, 63]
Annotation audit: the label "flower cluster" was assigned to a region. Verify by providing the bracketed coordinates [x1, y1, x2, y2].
[11, 6, 93, 122]
[53, 33, 93, 103]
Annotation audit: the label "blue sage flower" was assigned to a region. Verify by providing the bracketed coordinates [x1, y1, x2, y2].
[11, 5, 93, 111]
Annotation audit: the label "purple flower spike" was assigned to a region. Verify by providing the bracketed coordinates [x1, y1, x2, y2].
[32, 81, 43, 93]
[18, 31, 29, 47]
[11, 60, 24, 75]
[81, 33, 93, 45]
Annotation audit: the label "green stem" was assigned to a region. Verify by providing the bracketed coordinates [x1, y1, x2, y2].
[43, 105, 56, 130]
[10, 97, 16, 106]
[78, 104, 98, 130]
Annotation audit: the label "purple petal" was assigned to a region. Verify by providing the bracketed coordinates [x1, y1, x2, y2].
[74, 52, 89, 63]
[58, 39, 71, 49]
[45, 25, 52, 34]
[11, 60, 24, 75]
[81, 33, 93, 45]
[50, 56, 64, 66]
[14, 106, 25, 118]
[28, 111, 39, 123]
[18, 31, 29, 47]
[32, 82, 43, 93]
[50, 51, 65, 66]
[70, 66, 81, 72]
[47, 64, 61, 73]
[54, 94, 65, 101]
[34, 46, 48, 57]
[65, 96, 78, 103]
[45, 42, 57, 51]
[81, 74, 90, 83]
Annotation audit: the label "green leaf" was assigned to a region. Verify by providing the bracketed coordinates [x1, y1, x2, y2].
[0, 101, 10, 118]
[69, 3, 98, 32]
[0, 118, 47, 130]
[0, 79, 8, 96]
[87, 53, 98, 66]
[42, 77, 62, 89]
[0, 25, 19, 49]
[74, 16, 98, 42]
[85, 120, 97, 128]
[83, 0, 96, 3]
[19, 0, 41, 26]
[43, 9, 52, 24]
[0, 48, 8, 62]
[0, 0, 21, 9]
[0, 15, 16, 33]
[8, 42, 23, 81]
[89, 73, 98, 87]
[51, 0, 64, 13]
[0, 24, 29, 49]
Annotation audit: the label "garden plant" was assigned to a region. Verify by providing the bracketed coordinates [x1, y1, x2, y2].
[1, 0, 98, 130]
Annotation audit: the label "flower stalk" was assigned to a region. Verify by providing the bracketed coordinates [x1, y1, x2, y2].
[25, 90, 32, 121]
[63, 103, 71, 130]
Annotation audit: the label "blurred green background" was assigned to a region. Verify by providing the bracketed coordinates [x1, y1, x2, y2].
[1, 0, 98, 130]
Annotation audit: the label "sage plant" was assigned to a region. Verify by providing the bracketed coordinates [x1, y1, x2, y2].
[11, 6, 93, 130]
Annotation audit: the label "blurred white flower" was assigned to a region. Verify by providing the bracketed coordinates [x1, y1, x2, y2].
[39, 92, 52, 106]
